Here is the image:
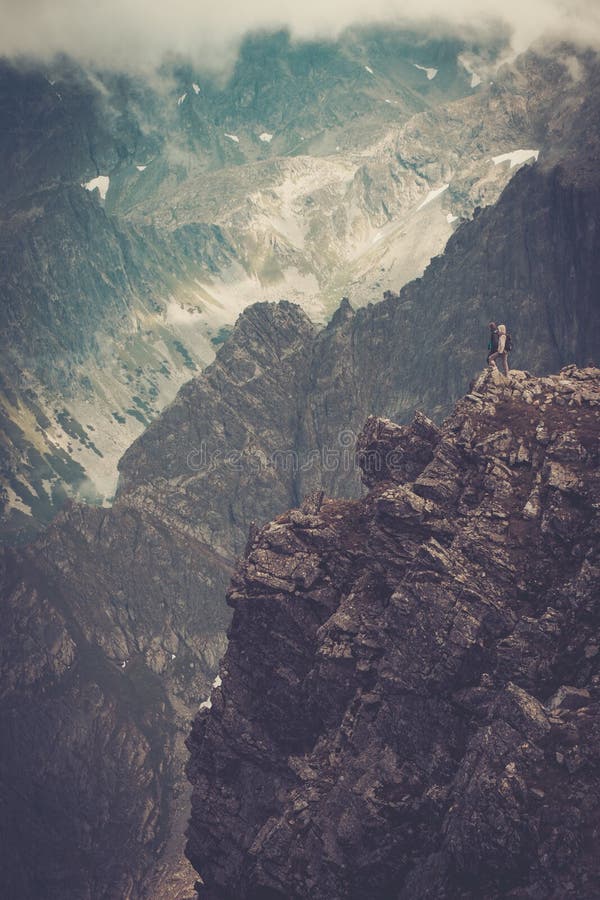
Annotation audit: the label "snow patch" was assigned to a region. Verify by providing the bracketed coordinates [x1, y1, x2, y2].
[197, 674, 222, 712]
[372, 232, 383, 244]
[82, 176, 110, 200]
[224, 133, 240, 143]
[458, 54, 482, 88]
[414, 64, 438, 80]
[41, 478, 55, 498]
[259, 132, 273, 143]
[446, 212, 458, 224]
[192, 83, 201, 94]
[416, 183, 449, 211]
[177, 93, 187, 106]
[364, 65, 374, 74]
[136, 165, 147, 172]
[492, 149, 539, 168]
[4, 485, 33, 517]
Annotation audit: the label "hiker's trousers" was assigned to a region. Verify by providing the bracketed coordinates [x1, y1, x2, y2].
[488, 351, 509, 376]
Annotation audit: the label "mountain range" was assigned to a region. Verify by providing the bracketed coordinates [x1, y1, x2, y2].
[2, 30, 595, 538]
[1, 26, 600, 900]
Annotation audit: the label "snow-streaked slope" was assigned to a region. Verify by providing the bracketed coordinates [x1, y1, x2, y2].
[5, 37, 589, 536]
[416, 183, 450, 210]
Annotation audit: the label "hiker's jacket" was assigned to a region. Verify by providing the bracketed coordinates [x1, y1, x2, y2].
[497, 333, 506, 353]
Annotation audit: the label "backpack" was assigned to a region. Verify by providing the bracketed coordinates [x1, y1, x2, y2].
[505, 332, 513, 352]
[488, 328, 499, 352]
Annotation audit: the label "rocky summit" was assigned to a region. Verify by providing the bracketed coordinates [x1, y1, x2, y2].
[186, 365, 600, 899]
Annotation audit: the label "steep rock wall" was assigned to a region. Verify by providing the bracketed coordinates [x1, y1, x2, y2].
[187, 365, 600, 899]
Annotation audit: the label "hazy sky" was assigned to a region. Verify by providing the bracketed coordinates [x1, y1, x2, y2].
[1, 0, 599, 69]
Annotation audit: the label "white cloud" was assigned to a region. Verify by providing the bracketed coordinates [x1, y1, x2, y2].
[1, 0, 599, 70]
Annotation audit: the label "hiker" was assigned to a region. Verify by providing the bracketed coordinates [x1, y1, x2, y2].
[486, 322, 499, 365]
[489, 323, 510, 376]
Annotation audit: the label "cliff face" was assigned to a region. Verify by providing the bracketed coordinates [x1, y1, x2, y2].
[0, 494, 228, 899]
[0, 301, 316, 899]
[187, 365, 600, 899]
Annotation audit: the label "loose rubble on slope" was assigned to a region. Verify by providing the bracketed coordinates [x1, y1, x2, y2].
[187, 366, 600, 900]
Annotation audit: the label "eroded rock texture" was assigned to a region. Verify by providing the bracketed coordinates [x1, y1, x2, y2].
[187, 366, 600, 899]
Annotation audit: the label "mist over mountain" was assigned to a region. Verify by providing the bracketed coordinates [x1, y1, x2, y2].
[2, 0, 599, 69]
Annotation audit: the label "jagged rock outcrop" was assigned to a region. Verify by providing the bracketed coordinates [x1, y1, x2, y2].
[187, 365, 600, 899]
[120, 148, 600, 557]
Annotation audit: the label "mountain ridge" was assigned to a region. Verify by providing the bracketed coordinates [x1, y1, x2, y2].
[186, 363, 600, 899]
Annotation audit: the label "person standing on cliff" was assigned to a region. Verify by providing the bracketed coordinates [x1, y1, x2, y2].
[488, 323, 510, 376]
[487, 322, 499, 366]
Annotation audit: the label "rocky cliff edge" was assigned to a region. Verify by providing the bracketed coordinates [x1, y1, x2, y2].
[186, 365, 600, 899]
